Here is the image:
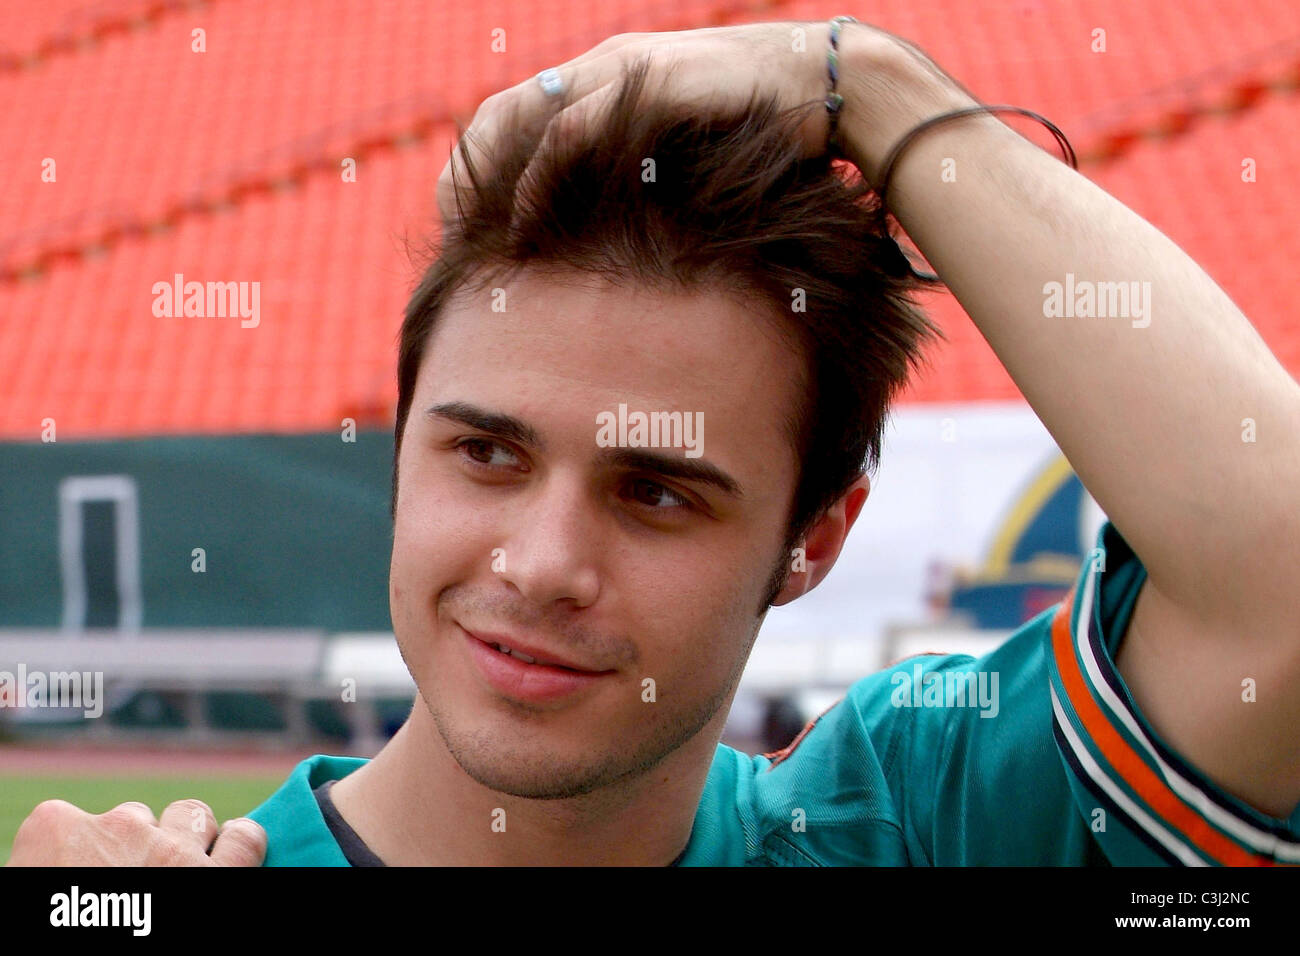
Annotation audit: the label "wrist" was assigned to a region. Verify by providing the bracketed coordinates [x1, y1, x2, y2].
[836, 26, 981, 184]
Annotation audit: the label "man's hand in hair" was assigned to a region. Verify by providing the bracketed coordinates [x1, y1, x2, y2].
[436, 20, 969, 225]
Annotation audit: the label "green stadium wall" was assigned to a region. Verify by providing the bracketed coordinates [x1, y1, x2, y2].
[2, 430, 395, 629]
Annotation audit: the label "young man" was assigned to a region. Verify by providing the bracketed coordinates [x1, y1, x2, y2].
[11, 19, 1300, 866]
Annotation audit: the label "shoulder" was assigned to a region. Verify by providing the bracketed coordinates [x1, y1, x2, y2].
[246, 754, 369, 867]
[720, 522, 1146, 866]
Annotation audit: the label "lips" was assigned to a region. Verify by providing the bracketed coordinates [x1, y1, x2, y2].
[460, 626, 611, 674]
[460, 624, 616, 704]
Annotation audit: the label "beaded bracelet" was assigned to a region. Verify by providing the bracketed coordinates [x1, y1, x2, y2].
[823, 15, 857, 158]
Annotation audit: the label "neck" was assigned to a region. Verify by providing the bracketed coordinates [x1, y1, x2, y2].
[329, 696, 726, 865]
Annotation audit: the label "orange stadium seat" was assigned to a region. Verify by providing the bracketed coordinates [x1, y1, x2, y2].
[1, 0, 1297, 437]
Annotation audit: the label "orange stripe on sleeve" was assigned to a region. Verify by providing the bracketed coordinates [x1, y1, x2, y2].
[1049, 594, 1276, 866]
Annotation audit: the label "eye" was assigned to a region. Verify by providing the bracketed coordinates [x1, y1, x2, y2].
[626, 477, 692, 511]
[457, 438, 526, 470]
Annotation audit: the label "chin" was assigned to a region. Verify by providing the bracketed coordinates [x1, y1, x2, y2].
[437, 722, 636, 800]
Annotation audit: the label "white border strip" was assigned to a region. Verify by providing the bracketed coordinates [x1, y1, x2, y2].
[1070, 566, 1299, 860]
[1051, 684, 1206, 866]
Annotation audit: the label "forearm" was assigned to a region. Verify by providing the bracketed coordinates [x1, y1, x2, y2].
[837, 29, 1300, 619]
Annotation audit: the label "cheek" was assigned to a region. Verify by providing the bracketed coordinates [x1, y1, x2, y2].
[391, 518, 463, 605]
[393, 454, 479, 572]
[388, 497, 465, 632]
[638, 561, 757, 683]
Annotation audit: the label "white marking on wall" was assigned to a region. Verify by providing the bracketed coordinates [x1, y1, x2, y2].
[58, 475, 142, 632]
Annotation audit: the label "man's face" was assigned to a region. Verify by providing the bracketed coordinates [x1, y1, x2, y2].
[391, 268, 804, 799]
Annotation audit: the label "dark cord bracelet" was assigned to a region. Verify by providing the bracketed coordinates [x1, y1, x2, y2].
[872, 105, 1079, 282]
[875, 104, 1077, 206]
[821, 19, 1078, 282]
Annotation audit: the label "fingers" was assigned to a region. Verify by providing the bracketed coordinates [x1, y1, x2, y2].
[97, 800, 158, 832]
[8, 799, 90, 865]
[20, 798, 89, 833]
[6, 797, 252, 867]
[209, 818, 267, 867]
[158, 798, 219, 853]
[436, 33, 651, 226]
[92, 802, 163, 866]
[534, 81, 619, 160]
[517, 81, 619, 200]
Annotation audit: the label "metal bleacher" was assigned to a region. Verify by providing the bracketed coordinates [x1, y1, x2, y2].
[0, 630, 413, 751]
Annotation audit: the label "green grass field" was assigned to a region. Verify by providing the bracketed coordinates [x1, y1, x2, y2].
[0, 775, 282, 864]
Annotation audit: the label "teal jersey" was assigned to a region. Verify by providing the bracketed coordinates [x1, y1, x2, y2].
[248, 521, 1300, 865]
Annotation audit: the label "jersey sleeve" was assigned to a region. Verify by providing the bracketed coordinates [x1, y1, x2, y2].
[1046, 520, 1300, 865]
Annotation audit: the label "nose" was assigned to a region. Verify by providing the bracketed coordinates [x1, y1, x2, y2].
[497, 472, 602, 608]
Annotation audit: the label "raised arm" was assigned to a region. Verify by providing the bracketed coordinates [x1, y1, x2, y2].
[834, 24, 1300, 818]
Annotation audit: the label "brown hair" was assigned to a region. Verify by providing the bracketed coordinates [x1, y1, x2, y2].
[395, 56, 942, 607]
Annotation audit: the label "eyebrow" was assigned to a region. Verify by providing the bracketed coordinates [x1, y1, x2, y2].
[425, 402, 544, 450]
[425, 401, 744, 499]
[596, 448, 743, 499]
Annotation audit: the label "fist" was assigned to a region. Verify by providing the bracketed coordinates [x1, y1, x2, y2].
[6, 798, 266, 866]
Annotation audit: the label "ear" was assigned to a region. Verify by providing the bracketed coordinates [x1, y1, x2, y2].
[770, 473, 871, 606]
